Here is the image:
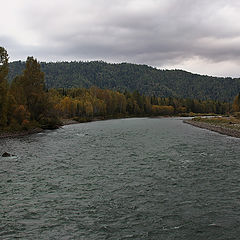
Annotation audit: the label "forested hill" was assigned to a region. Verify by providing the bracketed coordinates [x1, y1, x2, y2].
[9, 61, 240, 102]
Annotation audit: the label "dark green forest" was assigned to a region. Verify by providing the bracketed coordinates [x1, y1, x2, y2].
[9, 60, 240, 102]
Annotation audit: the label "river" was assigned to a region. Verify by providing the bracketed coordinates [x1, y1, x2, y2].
[1, 117, 240, 239]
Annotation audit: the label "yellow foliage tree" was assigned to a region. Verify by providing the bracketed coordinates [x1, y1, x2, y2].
[232, 93, 240, 112]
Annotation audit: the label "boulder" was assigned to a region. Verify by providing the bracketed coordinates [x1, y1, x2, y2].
[2, 152, 11, 157]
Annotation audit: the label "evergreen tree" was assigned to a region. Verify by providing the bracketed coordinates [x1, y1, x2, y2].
[0, 47, 9, 127]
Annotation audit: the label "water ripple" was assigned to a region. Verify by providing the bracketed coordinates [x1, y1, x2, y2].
[1, 118, 240, 239]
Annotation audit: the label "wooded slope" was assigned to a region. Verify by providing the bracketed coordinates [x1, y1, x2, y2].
[9, 61, 240, 101]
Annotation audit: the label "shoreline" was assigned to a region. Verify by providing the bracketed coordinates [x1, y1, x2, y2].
[0, 116, 227, 140]
[0, 119, 80, 139]
[0, 128, 43, 139]
[183, 119, 240, 138]
[0, 115, 168, 139]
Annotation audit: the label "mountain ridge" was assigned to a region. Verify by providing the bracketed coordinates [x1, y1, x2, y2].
[9, 60, 240, 102]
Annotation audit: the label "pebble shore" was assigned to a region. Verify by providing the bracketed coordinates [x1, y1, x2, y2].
[183, 119, 240, 138]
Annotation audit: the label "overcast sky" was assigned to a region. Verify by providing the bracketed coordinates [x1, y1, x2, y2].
[1, 0, 240, 77]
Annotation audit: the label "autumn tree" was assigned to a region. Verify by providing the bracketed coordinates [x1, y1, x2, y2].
[13, 105, 30, 125]
[21, 57, 47, 121]
[10, 76, 26, 106]
[232, 93, 240, 112]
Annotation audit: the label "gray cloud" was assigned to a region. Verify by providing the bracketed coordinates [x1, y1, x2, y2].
[2, 0, 240, 76]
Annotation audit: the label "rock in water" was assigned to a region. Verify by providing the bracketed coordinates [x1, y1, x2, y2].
[2, 152, 11, 157]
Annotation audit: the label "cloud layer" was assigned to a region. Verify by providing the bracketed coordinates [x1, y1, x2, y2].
[2, 0, 240, 77]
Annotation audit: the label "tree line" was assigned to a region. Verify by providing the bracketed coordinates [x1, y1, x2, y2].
[0, 47, 235, 132]
[49, 87, 230, 121]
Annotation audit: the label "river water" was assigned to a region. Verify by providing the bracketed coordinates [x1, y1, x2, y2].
[0, 118, 240, 239]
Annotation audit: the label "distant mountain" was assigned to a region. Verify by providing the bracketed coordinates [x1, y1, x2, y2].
[8, 60, 240, 101]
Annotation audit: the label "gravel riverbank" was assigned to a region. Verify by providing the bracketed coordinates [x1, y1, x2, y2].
[184, 119, 240, 138]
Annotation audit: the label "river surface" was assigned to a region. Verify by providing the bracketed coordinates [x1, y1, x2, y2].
[1, 117, 240, 239]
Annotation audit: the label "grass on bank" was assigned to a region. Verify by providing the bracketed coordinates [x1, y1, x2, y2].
[192, 113, 240, 131]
